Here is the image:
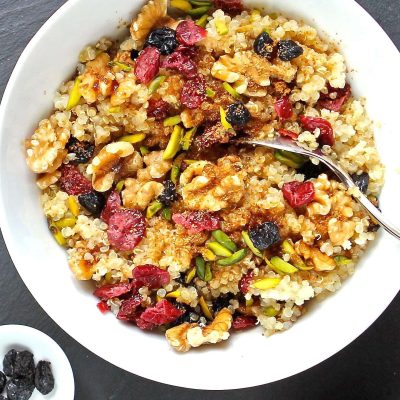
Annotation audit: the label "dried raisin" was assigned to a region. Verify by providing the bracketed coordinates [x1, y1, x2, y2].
[34, 361, 54, 395]
[145, 28, 178, 55]
[254, 32, 276, 60]
[6, 378, 34, 400]
[248, 222, 280, 251]
[225, 102, 251, 127]
[66, 137, 94, 164]
[3, 349, 17, 377]
[158, 180, 178, 206]
[351, 172, 369, 194]
[78, 191, 106, 216]
[277, 40, 304, 61]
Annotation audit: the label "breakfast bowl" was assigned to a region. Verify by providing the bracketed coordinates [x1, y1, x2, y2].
[0, 0, 400, 390]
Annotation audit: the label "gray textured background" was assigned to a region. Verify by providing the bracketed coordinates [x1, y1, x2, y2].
[0, 1, 399, 399]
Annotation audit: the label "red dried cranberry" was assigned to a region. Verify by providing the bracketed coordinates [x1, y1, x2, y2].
[135, 313, 156, 330]
[161, 51, 197, 78]
[238, 271, 254, 294]
[117, 294, 142, 321]
[93, 282, 132, 301]
[59, 165, 92, 195]
[107, 209, 146, 251]
[300, 116, 334, 146]
[172, 211, 220, 234]
[97, 301, 109, 314]
[214, 0, 244, 15]
[180, 75, 206, 109]
[138, 300, 184, 326]
[318, 83, 351, 112]
[134, 47, 160, 84]
[274, 97, 293, 120]
[100, 191, 122, 224]
[279, 129, 298, 140]
[282, 181, 315, 208]
[147, 98, 170, 121]
[233, 315, 258, 330]
[176, 44, 198, 58]
[176, 20, 207, 46]
[132, 264, 170, 290]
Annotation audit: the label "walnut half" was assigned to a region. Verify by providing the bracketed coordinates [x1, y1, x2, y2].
[165, 308, 232, 352]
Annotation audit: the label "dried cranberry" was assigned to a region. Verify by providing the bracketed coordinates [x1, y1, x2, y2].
[134, 47, 160, 84]
[161, 51, 197, 78]
[59, 164, 92, 195]
[135, 313, 156, 330]
[274, 97, 293, 120]
[300, 116, 335, 146]
[318, 83, 351, 112]
[101, 191, 122, 224]
[117, 294, 142, 321]
[93, 282, 132, 300]
[233, 315, 258, 330]
[132, 264, 170, 290]
[176, 44, 198, 58]
[144, 27, 178, 55]
[282, 181, 315, 208]
[279, 129, 298, 140]
[195, 122, 235, 150]
[97, 301, 109, 314]
[147, 98, 170, 120]
[238, 271, 254, 294]
[176, 20, 207, 46]
[138, 300, 184, 326]
[172, 211, 220, 234]
[107, 209, 146, 251]
[214, 0, 244, 15]
[180, 75, 206, 109]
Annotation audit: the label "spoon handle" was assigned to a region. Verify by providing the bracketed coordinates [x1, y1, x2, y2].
[314, 153, 400, 240]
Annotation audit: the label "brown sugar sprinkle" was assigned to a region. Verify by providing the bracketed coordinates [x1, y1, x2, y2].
[27, 0, 383, 351]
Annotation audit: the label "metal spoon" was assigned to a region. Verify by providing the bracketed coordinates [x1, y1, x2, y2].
[239, 136, 400, 240]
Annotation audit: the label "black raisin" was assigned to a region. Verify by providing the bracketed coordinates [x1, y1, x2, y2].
[6, 378, 34, 400]
[351, 172, 369, 194]
[277, 40, 304, 61]
[34, 361, 55, 395]
[66, 137, 95, 164]
[249, 222, 281, 251]
[158, 180, 178, 206]
[0, 371, 6, 392]
[226, 102, 251, 127]
[0, 395, 6, 400]
[254, 32, 276, 60]
[3, 349, 17, 377]
[131, 49, 140, 60]
[297, 160, 329, 180]
[78, 191, 106, 215]
[174, 272, 186, 285]
[144, 28, 178, 55]
[13, 351, 34, 381]
[213, 293, 234, 313]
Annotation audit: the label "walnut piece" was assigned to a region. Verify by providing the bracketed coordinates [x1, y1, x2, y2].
[295, 241, 336, 271]
[211, 51, 297, 88]
[179, 156, 246, 211]
[87, 142, 134, 192]
[328, 218, 356, 246]
[36, 170, 61, 190]
[26, 115, 70, 174]
[136, 150, 172, 182]
[122, 179, 163, 210]
[307, 174, 332, 216]
[79, 53, 114, 103]
[130, 0, 167, 48]
[165, 308, 232, 352]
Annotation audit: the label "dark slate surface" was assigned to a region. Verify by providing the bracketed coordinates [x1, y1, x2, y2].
[0, 1, 399, 399]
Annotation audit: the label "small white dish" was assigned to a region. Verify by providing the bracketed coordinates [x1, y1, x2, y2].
[0, 325, 74, 399]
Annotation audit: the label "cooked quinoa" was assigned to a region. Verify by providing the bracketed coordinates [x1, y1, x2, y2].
[26, 0, 384, 352]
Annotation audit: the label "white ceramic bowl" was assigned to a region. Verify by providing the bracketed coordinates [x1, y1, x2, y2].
[0, 325, 74, 398]
[0, 0, 400, 390]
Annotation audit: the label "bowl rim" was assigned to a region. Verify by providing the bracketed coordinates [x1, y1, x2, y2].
[0, 0, 400, 390]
